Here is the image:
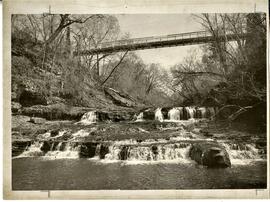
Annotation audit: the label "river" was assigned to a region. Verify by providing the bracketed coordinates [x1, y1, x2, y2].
[12, 107, 267, 190]
[12, 158, 266, 190]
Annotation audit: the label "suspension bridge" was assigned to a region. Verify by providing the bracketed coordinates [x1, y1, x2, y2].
[74, 30, 248, 56]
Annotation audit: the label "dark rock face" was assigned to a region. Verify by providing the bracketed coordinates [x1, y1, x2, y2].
[119, 146, 130, 160]
[189, 142, 231, 168]
[143, 109, 155, 120]
[99, 145, 109, 159]
[50, 129, 59, 137]
[151, 145, 158, 155]
[161, 107, 170, 119]
[195, 108, 202, 119]
[19, 90, 47, 107]
[12, 141, 31, 157]
[79, 143, 97, 158]
[40, 141, 52, 153]
[21, 104, 91, 120]
[182, 108, 189, 120]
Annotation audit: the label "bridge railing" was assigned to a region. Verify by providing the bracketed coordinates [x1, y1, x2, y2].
[98, 31, 213, 49]
[97, 29, 247, 50]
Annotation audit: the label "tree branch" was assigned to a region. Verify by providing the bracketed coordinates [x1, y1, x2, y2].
[101, 51, 128, 86]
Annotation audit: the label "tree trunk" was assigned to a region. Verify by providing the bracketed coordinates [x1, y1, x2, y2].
[65, 26, 71, 57]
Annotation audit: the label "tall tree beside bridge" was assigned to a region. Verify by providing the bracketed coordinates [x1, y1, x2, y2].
[171, 13, 266, 125]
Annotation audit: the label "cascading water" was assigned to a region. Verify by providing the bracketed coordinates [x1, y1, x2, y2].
[168, 108, 180, 121]
[78, 111, 97, 125]
[104, 145, 122, 161]
[185, 107, 196, 119]
[43, 142, 80, 159]
[18, 141, 81, 159]
[135, 112, 144, 122]
[155, 108, 164, 122]
[15, 138, 265, 166]
[220, 142, 263, 164]
[132, 106, 217, 122]
[18, 141, 44, 157]
[103, 142, 192, 163]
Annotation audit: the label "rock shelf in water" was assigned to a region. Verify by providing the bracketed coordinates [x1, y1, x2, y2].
[189, 142, 231, 168]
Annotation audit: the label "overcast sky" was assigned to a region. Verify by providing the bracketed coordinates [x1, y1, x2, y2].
[114, 14, 204, 69]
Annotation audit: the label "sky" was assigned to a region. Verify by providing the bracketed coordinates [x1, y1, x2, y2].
[114, 14, 204, 69]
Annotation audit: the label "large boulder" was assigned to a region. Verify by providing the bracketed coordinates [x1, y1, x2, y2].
[143, 108, 155, 120]
[189, 142, 231, 168]
[104, 88, 137, 107]
[79, 142, 98, 158]
[161, 107, 170, 119]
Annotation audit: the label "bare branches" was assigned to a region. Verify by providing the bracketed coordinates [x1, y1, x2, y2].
[101, 51, 129, 86]
[45, 14, 100, 45]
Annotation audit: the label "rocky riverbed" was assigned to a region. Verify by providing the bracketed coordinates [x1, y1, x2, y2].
[12, 108, 267, 167]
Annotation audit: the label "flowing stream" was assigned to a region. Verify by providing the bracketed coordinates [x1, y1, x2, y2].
[12, 107, 267, 190]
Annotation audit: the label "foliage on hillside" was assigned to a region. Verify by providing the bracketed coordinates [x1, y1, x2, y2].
[171, 13, 266, 106]
[11, 13, 266, 130]
[11, 14, 172, 108]
[169, 13, 266, 130]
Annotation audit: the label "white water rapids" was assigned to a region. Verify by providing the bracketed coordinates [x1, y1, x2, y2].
[77, 111, 97, 125]
[16, 138, 264, 165]
[155, 108, 164, 122]
[14, 106, 265, 165]
[135, 106, 216, 122]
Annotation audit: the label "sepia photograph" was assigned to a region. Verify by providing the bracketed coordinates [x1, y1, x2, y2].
[3, 0, 269, 199]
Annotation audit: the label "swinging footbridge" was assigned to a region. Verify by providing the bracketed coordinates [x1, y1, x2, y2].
[74, 30, 248, 56]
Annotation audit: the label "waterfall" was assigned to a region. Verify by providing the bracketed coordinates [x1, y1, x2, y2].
[104, 145, 122, 161]
[94, 144, 101, 159]
[220, 142, 262, 164]
[15, 139, 265, 166]
[18, 141, 44, 157]
[135, 112, 144, 122]
[168, 108, 180, 121]
[103, 143, 191, 163]
[78, 111, 97, 125]
[155, 108, 164, 122]
[132, 106, 217, 122]
[56, 142, 63, 150]
[185, 107, 196, 119]
[43, 142, 80, 159]
[17, 141, 80, 159]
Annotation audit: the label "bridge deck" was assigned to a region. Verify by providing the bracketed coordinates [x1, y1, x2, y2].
[74, 31, 247, 56]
